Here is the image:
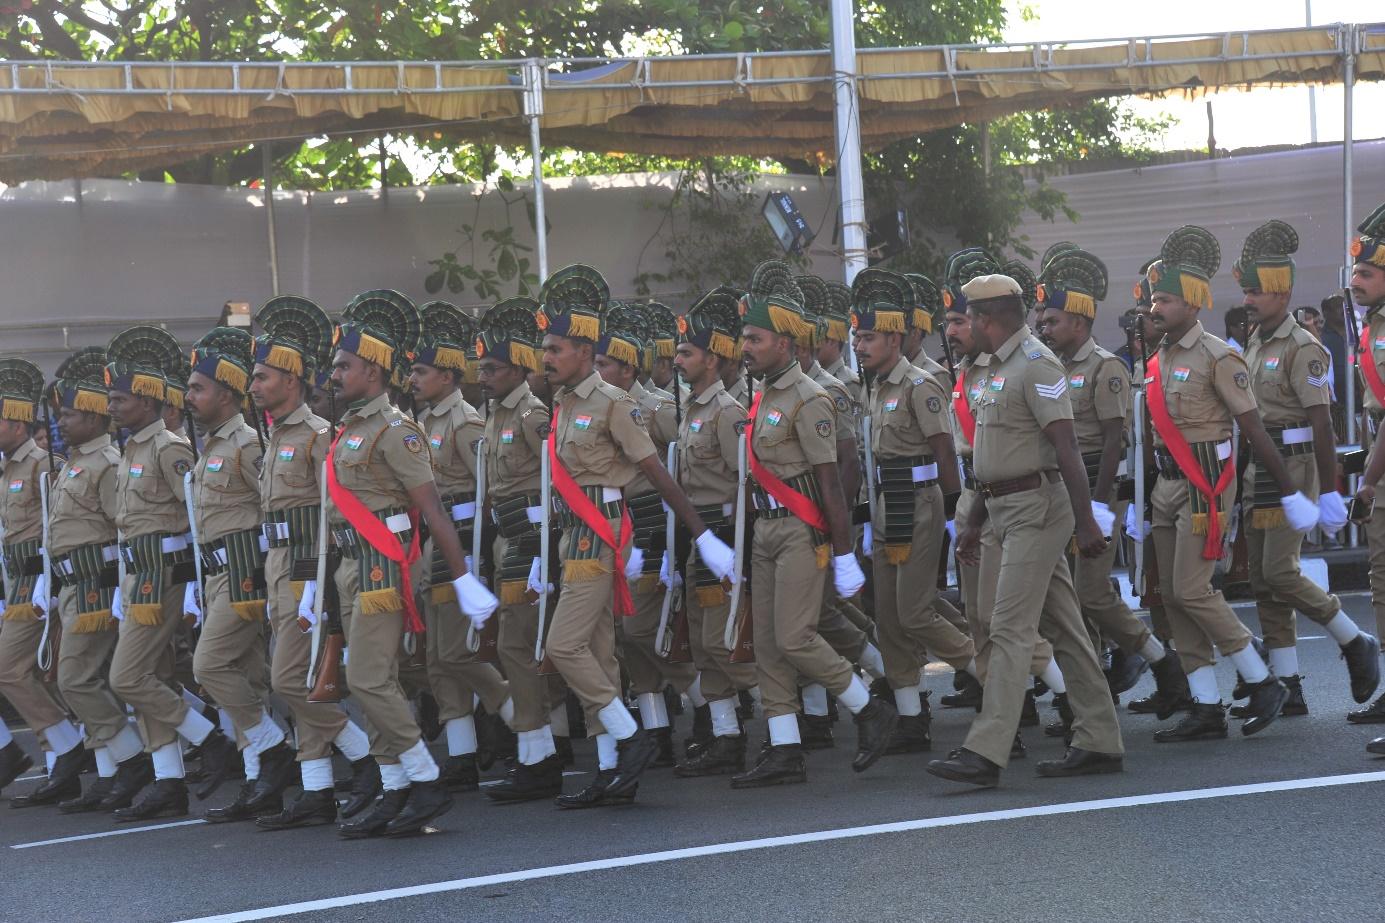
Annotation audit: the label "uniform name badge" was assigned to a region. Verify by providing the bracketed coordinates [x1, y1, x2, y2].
[206, 457, 224, 473]
[1172, 367, 1191, 382]
[500, 428, 515, 444]
[1069, 374, 1085, 388]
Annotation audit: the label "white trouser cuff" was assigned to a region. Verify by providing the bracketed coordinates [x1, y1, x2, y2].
[1326, 611, 1363, 646]
[41, 719, 83, 756]
[333, 721, 370, 763]
[300, 757, 334, 792]
[859, 643, 886, 680]
[1187, 665, 1220, 705]
[597, 698, 638, 741]
[151, 741, 185, 780]
[893, 685, 923, 717]
[399, 739, 440, 783]
[596, 733, 619, 770]
[709, 698, 741, 737]
[175, 707, 215, 747]
[180, 687, 207, 712]
[498, 697, 516, 728]
[767, 713, 802, 747]
[244, 712, 286, 756]
[379, 761, 410, 791]
[107, 722, 145, 763]
[94, 747, 118, 778]
[0, 719, 11, 749]
[1040, 658, 1067, 695]
[686, 674, 707, 708]
[45, 749, 57, 774]
[838, 675, 871, 714]
[1267, 646, 1299, 679]
[801, 684, 830, 717]
[242, 747, 261, 782]
[1139, 637, 1166, 663]
[445, 716, 478, 757]
[529, 725, 558, 764]
[637, 692, 669, 730]
[1227, 646, 1270, 685]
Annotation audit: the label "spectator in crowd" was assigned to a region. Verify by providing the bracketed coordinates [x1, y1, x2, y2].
[1319, 294, 1350, 409]
[1224, 306, 1250, 353]
[1114, 309, 1139, 371]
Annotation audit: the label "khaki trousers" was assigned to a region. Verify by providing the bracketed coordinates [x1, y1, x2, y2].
[336, 553, 421, 763]
[265, 548, 346, 762]
[963, 480, 1123, 768]
[620, 578, 697, 696]
[684, 549, 757, 702]
[192, 571, 269, 743]
[817, 599, 868, 662]
[1368, 476, 1385, 639]
[56, 585, 124, 747]
[0, 611, 67, 741]
[1150, 475, 1253, 672]
[873, 484, 975, 686]
[110, 574, 188, 751]
[1071, 500, 1151, 655]
[545, 522, 622, 737]
[494, 536, 563, 732]
[751, 516, 853, 720]
[957, 488, 1053, 683]
[423, 583, 510, 723]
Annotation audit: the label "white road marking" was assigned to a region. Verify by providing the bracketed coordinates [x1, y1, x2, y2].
[171, 771, 1385, 923]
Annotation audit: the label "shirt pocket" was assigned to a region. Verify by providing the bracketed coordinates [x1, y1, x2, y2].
[564, 420, 615, 473]
[1166, 365, 1212, 424]
[197, 465, 236, 510]
[54, 474, 101, 519]
[277, 449, 316, 490]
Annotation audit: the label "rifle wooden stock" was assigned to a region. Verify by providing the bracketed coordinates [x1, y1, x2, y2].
[728, 592, 755, 664]
[307, 631, 345, 703]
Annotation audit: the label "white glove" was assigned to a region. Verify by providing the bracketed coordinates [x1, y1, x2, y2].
[833, 552, 866, 598]
[624, 546, 645, 581]
[1318, 490, 1349, 534]
[182, 582, 203, 627]
[1280, 490, 1318, 533]
[944, 519, 956, 542]
[31, 572, 48, 615]
[297, 580, 318, 632]
[861, 523, 873, 557]
[1090, 501, 1116, 538]
[525, 557, 553, 597]
[1124, 504, 1146, 542]
[658, 550, 671, 588]
[695, 530, 736, 583]
[452, 572, 498, 629]
[110, 588, 123, 622]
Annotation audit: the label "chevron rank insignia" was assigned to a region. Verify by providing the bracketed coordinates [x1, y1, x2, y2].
[1034, 379, 1068, 400]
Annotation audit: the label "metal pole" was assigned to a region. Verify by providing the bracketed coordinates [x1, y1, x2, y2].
[524, 60, 550, 283]
[261, 142, 281, 297]
[829, 0, 867, 288]
[1306, 0, 1317, 143]
[1344, 23, 1356, 447]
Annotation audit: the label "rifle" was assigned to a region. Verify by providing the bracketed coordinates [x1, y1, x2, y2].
[1130, 316, 1147, 595]
[182, 411, 205, 629]
[466, 435, 486, 655]
[533, 437, 553, 663]
[1345, 287, 1370, 443]
[655, 441, 680, 658]
[305, 459, 330, 689]
[723, 430, 748, 652]
[36, 407, 59, 678]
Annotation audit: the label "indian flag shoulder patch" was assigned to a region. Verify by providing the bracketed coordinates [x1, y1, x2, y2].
[1263, 357, 1280, 370]
[7, 479, 22, 493]
[345, 434, 365, 450]
[1069, 374, 1085, 389]
[688, 418, 703, 433]
[429, 433, 444, 450]
[501, 428, 515, 444]
[205, 457, 224, 473]
[573, 414, 593, 430]
[277, 446, 295, 461]
[765, 408, 784, 426]
[1172, 367, 1191, 382]
[883, 398, 899, 412]
[128, 464, 144, 479]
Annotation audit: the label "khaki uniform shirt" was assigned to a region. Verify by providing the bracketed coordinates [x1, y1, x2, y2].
[116, 419, 193, 540]
[951, 354, 990, 460]
[972, 325, 1072, 483]
[752, 362, 836, 481]
[870, 354, 950, 461]
[806, 361, 858, 442]
[484, 381, 548, 499]
[49, 435, 119, 558]
[1244, 314, 1331, 426]
[195, 416, 264, 543]
[420, 389, 485, 501]
[1062, 338, 1130, 455]
[726, 375, 751, 409]
[1364, 306, 1385, 412]
[553, 370, 656, 488]
[677, 379, 745, 508]
[331, 392, 434, 518]
[824, 355, 864, 410]
[910, 345, 955, 389]
[261, 403, 330, 514]
[0, 438, 48, 545]
[626, 380, 677, 497]
[1150, 321, 1257, 447]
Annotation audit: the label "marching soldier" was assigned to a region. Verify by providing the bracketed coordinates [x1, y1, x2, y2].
[326, 290, 497, 838]
[850, 269, 978, 755]
[475, 299, 569, 802]
[0, 359, 86, 800]
[671, 291, 759, 776]
[104, 327, 238, 819]
[906, 274, 958, 388]
[646, 303, 690, 406]
[595, 305, 696, 764]
[162, 365, 188, 437]
[1140, 226, 1312, 742]
[817, 281, 864, 407]
[248, 296, 375, 829]
[536, 265, 734, 808]
[410, 301, 516, 790]
[730, 261, 896, 788]
[21, 350, 145, 811]
[928, 273, 1123, 787]
[1036, 246, 1191, 705]
[1233, 221, 1377, 716]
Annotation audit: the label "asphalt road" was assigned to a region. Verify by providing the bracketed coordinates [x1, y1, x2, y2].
[4, 595, 1385, 923]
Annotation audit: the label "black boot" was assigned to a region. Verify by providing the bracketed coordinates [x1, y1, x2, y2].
[1153, 703, 1229, 742]
[799, 714, 834, 750]
[1043, 693, 1075, 744]
[555, 768, 632, 808]
[1035, 747, 1124, 778]
[1368, 736, 1385, 756]
[737, 690, 756, 721]
[244, 741, 297, 813]
[1230, 638, 1269, 701]
[1019, 689, 1039, 727]
[1233, 674, 1307, 718]
[383, 778, 454, 837]
[10, 745, 86, 808]
[486, 754, 564, 803]
[684, 704, 713, 758]
[940, 671, 982, 709]
[256, 788, 338, 830]
[1147, 650, 1193, 719]
[604, 729, 658, 799]
[651, 728, 677, 769]
[417, 692, 442, 743]
[113, 777, 189, 821]
[925, 748, 1000, 788]
[1106, 648, 1149, 696]
[1341, 634, 1382, 704]
[477, 713, 517, 771]
[439, 754, 479, 792]
[0, 740, 34, 792]
[1347, 692, 1385, 724]
[338, 756, 382, 819]
[884, 714, 931, 755]
[192, 730, 239, 800]
[59, 777, 115, 814]
[675, 734, 747, 777]
[1240, 677, 1288, 736]
[338, 786, 410, 839]
[729, 744, 806, 789]
[100, 753, 153, 811]
[1010, 733, 1027, 760]
[555, 735, 575, 768]
[851, 698, 899, 773]
[205, 780, 276, 824]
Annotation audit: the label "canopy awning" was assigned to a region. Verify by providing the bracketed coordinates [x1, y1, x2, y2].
[0, 23, 1380, 182]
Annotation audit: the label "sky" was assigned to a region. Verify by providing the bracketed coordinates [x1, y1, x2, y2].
[1002, 0, 1384, 152]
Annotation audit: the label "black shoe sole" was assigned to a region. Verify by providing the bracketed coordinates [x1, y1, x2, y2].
[924, 764, 998, 788]
[256, 812, 338, 830]
[1035, 761, 1123, 778]
[729, 773, 806, 789]
[1153, 729, 1228, 743]
[382, 799, 455, 838]
[485, 786, 564, 803]
[113, 804, 189, 822]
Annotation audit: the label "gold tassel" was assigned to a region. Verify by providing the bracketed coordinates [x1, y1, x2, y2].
[1189, 511, 1230, 536]
[814, 544, 830, 570]
[695, 584, 727, 606]
[1257, 265, 1293, 294]
[884, 543, 912, 565]
[709, 331, 738, 360]
[656, 338, 675, 359]
[429, 584, 455, 604]
[768, 303, 815, 341]
[510, 342, 541, 373]
[0, 399, 34, 423]
[913, 308, 932, 333]
[1064, 291, 1096, 318]
[353, 333, 394, 370]
[2, 602, 38, 621]
[1180, 274, 1212, 310]
[432, 346, 468, 372]
[131, 373, 166, 401]
[464, 360, 479, 384]
[567, 313, 601, 342]
[606, 338, 640, 368]
[291, 580, 306, 602]
[72, 610, 115, 633]
[1068, 535, 1078, 556]
[358, 588, 403, 615]
[128, 604, 163, 626]
[500, 580, 530, 605]
[873, 311, 907, 334]
[73, 389, 108, 415]
[825, 319, 849, 342]
[1251, 507, 1288, 530]
[231, 600, 266, 621]
[563, 558, 608, 582]
[165, 387, 183, 409]
[633, 574, 659, 596]
[215, 359, 248, 394]
[265, 345, 304, 377]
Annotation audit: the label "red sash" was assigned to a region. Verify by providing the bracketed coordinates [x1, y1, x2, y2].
[951, 377, 977, 446]
[1145, 353, 1236, 560]
[747, 392, 829, 532]
[1359, 326, 1385, 408]
[546, 405, 635, 617]
[325, 431, 424, 633]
